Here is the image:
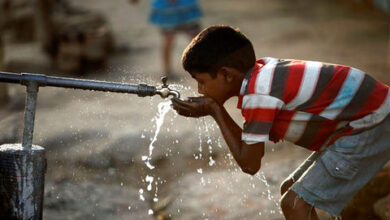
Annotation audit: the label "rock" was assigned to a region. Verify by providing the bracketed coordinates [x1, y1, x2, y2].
[153, 195, 173, 213]
[374, 194, 390, 220]
[44, 180, 154, 220]
[341, 162, 390, 219]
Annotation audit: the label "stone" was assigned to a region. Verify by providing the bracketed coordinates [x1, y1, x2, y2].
[374, 194, 390, 220]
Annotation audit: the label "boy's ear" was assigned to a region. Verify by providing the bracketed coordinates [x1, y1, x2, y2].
[219, 67, 234, 82]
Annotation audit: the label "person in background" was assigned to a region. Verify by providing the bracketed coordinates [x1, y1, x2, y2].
[130, 0, 203, 81]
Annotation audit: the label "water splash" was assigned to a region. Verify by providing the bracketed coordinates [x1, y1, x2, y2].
[141, 101, 171, 169]
[195, 119, 203, 160]
[139, 189, 145, 201]
[135, 91, 282, 218]
[146, 175, 154, 191]
[138, 100, 172, 216]
[254, 171, 282, 215]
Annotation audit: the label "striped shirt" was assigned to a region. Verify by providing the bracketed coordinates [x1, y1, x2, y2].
[237, 58, 390, 151]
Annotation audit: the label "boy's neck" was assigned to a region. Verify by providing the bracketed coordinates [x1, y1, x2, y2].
[231, 71, 246, 97]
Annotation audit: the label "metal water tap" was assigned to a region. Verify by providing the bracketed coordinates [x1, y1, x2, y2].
[155, 76, 180, 99]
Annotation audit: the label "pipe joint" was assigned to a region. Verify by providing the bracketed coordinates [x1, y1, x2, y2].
[137, 84, 156, 97]
[21, 73, 47, 87]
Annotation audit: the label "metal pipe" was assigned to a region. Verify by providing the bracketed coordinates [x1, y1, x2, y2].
[0, 72, 158, 96]
[0, 71, 21, 83]
[0, 72, 181, 98]
[22, 82, 39, 149]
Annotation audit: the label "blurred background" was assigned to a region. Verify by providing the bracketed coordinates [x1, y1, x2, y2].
[0, 0, 389, 219]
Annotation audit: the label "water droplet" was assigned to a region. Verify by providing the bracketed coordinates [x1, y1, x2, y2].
[200, 177, 205, 185]
[146, 175, 154, 191]
[208, 156, 216, 166]
[143, 101, 171, 171]
[139, 189, 145, 201]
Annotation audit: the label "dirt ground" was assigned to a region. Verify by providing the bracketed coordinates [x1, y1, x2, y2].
[1, 0, 390, 219]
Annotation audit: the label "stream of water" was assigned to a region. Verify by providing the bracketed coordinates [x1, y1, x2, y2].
[139, 101, 172, 215]
[141, 101, 172, 170]
[138, 100, 281, 218]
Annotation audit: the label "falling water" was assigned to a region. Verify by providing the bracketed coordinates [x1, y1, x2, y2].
[136, 94, 282, 218]
[141, 101, 171, 169]
[139, 101, 171, 215]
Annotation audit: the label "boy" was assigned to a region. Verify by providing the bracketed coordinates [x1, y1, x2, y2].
[171, 25, 390, 219]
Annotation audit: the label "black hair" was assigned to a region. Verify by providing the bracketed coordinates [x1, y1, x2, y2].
[182, 25, 256, 78]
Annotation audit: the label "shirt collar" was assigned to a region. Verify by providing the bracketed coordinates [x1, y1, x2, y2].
[237, 61, 262, 109]
[236, 57, 277, 109]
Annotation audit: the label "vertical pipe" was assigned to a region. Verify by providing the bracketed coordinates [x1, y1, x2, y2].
[22, 82, 38, 149]
[0, 82, 46, 219]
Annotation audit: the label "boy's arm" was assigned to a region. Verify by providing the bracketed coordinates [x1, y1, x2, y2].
[212, 101, 265, 175]
[172, 97, 264, 175]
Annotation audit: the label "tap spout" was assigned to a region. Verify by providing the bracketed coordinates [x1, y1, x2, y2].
[156, 87, 180, 99]
[169, 89, 180, 99]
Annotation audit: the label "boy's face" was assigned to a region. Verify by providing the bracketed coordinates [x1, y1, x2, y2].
[191, 70, 239, 104]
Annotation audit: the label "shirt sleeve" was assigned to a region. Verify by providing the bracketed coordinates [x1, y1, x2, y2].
[241, 94, 284, 144]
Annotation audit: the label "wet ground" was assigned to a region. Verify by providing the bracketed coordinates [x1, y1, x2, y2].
[1, 0, 389, 219]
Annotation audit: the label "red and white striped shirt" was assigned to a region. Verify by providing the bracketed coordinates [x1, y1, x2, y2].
[237, 58, 390, 151]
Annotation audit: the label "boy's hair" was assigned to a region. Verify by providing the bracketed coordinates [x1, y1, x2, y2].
[182, 25, 256, 78]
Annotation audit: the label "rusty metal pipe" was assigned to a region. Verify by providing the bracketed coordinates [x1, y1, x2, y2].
[0, 72, 181, 98]
[0, 72, 156, 96]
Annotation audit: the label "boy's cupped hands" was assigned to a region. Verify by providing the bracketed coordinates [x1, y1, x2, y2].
[171, 97, 218, 118]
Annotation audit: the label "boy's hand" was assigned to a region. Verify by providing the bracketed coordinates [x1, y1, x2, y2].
[171, 97, 218, 118]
